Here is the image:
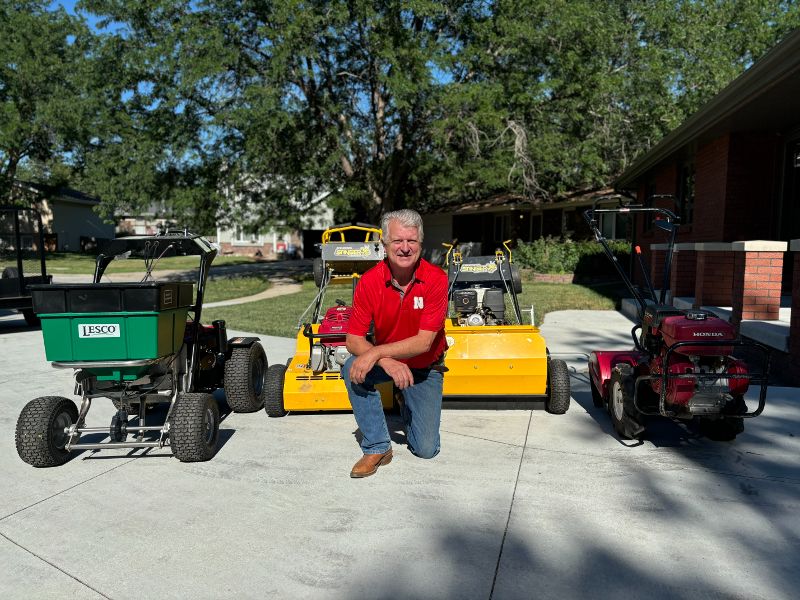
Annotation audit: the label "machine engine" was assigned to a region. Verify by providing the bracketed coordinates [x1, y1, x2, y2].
[452, 286, 507, 326]
[644, 307, 749, 411]
[309, 304, 352, 372]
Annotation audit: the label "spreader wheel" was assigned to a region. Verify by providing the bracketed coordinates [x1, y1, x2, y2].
[224, 342, 267, 413]
[264, 363, 288, 417]
[546, 359, 570, 414]
[608, 365, 642, 440]
[169, 393, 219, 462]
[313, 257, 325, 287]
[15, 396, 79, 467]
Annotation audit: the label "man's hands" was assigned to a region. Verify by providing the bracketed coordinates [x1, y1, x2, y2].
[377, 358, 414, 390]
[349, 349, 415, 390]
[348, 348, 379, 385]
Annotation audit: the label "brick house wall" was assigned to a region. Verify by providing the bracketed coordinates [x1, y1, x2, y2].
[692, 135, 729, 242]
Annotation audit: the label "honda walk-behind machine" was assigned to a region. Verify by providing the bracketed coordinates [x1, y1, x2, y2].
[584, 203, 769, 441]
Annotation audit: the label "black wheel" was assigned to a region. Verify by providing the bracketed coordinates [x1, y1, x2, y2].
[224, 342, 267, 413]
[16, 396, 78, 467]
[546, 359, 570, 414]
[510, 264, 523, 294]
[590, 378, 604, 408]
[110, 410, 128, 442]
[2, 266, 19, 279]
[22, 308, 40, 326]
[265, 363, 288, 417]
[313, 257, 325, 287]
[608, 365, 642, 440]
[169, 393, 220, 462]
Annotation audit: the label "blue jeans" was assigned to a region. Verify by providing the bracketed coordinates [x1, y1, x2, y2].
[342, 356, 443, 459]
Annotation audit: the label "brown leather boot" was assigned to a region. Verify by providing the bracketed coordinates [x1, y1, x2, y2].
[350, 449, 393, 478]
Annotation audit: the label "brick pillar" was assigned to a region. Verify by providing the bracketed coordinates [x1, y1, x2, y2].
[731, 241, 787, 326]
[791, 241, 800, 378]
[669, 244, 696, 299]
[694, 243, 735, 308]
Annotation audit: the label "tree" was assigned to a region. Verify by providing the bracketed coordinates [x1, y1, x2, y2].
[73, 0, 800, 226]
[0, 1, 96, 201]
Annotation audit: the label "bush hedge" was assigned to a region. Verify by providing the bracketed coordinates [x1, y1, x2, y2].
[514, 236, 631, 278]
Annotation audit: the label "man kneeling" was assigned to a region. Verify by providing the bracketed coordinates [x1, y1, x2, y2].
[342, 209, 448, 478]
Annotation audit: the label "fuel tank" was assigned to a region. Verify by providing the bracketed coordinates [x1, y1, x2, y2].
[659, 314, 735, 356]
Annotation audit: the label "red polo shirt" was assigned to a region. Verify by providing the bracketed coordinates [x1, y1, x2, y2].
[349, 258, 448, 369]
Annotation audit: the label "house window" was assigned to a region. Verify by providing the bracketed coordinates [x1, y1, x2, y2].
[234, 226, 261, 244]
[599, 213, 630, 240]
[676, 162, 695, 225]
[494, 214, 510, 242]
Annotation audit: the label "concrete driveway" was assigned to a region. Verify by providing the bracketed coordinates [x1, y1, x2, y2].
[1, 309, 798, 599]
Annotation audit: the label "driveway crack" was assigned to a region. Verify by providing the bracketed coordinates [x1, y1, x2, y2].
[489, 409, 533, 600]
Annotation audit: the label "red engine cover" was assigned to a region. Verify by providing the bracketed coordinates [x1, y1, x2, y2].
[659, 315, 735, 355]
[318, 305, 353, 346]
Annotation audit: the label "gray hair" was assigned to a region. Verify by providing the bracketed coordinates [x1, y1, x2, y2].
[381, 209, 424, 243]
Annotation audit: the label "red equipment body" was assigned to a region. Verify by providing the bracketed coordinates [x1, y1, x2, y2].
[659, 314, 735, 356]
[318, 305, 352, 346]
[589, 350, 647, 401]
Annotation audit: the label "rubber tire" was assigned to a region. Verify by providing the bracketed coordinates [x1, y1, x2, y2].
[313, 257, 324, 288]
[2, 266, 19, 279]
[546, 359, 570, 414]
[224, 342, 267, 413]
[22, 308, 40, 326]
[510, 264, 523, 294]
[264, 363, 288, 417]
[16, 396, 78, 467]
[169, 392, 220, 462]
[590, 378, 604, 408]
[608, 366, 637, 440]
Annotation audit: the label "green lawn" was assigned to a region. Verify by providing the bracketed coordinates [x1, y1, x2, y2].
[203, 276, 271, 303]
[203, 279, 621, 338]
[44, 252, 258, 274]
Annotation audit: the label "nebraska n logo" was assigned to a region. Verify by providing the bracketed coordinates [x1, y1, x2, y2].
[413, 296, 424, 309]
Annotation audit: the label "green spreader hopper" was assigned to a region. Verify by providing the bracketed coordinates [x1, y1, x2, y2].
[34, 282, 193, 380]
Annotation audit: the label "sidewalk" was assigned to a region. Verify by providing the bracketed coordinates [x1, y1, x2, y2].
[1, 309, 798, 599]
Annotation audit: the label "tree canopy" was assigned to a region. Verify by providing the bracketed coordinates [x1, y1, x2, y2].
[2, 0, 799, 230]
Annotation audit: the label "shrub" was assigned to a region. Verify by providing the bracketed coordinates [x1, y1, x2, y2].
[514, 236, 630, 277]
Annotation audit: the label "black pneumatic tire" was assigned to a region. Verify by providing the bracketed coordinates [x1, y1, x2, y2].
[2, 266, 19, 279]
[224, 342, 267, 413]
[16, 396, 78, 467]
[313, 257, 324, 288]
[608, 366, 638, 440]
[169, 393, 220, 462]
[264, 363, 288, 417]
[546, 359, 570, 414]
[510, 264, 523, 294]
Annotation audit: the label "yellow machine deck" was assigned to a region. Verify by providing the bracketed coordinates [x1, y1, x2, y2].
[263, 228, 569, 416]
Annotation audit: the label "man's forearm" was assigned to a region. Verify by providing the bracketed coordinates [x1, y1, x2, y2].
[346, 332, 435, 361]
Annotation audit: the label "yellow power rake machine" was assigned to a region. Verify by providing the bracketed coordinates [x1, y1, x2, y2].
[263, 226, 570, 416]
